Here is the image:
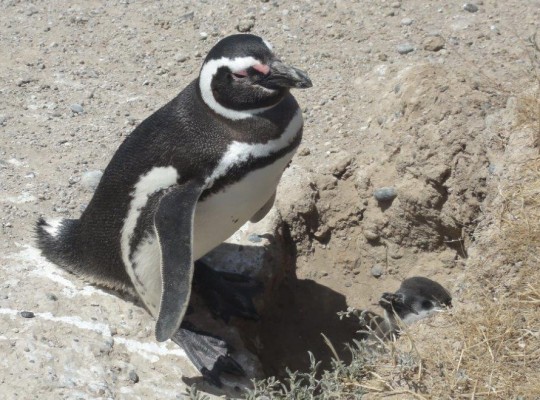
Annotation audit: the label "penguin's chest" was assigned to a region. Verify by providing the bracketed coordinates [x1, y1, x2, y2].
[192, 148, 295, 259]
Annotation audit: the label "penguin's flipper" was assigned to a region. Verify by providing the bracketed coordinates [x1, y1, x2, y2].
[194, 260, 262, 323]
[249, 191, 276, 223]
[172, 322, 245, 387]
[154, 181, 204, 342]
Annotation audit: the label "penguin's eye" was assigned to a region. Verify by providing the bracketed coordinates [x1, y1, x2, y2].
[421, 300, 434, 310]
[231, 70, 248, 80]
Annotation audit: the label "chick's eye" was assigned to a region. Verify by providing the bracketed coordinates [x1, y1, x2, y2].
[421, 300, 433, 310]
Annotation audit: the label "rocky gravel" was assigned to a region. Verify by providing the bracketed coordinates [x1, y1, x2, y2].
[1, 0, 539, 398]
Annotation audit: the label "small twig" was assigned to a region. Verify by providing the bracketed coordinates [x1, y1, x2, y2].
[471, 379, 478, 400]
[321, 333, 340, 362]
[479, 328, 495, 362]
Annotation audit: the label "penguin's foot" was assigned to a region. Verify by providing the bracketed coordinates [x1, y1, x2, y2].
[193, 260, 262, 323]
[172, 322, 245, 387]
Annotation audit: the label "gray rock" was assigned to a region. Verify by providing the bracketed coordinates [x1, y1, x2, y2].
[128, 370, 139, 383]
[174, 53, 188, 63]
[17, 77, 34, 87]
[68, 176, 80, 185]
[248, 233, 262, 243]
[70, 104, 84, 114]
[20, 311, 35, 318]
[373, 187, 397, 202]
[463, 3, 478, 12]
[81, 170, 103, 190]
[400, 18, 413, 26]
[396, 44, 414, 54]
[46, 293, 58, 301]
[371, 265, 384, 278]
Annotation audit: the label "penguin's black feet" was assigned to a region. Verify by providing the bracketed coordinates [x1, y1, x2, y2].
[193, 260, 262, 323]
[172, 322, 245, 387]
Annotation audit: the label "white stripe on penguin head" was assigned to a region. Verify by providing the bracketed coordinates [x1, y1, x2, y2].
[199, 56, 275, 120]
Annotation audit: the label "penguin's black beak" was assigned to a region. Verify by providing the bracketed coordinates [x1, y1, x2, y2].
[257, 60, 312, 89]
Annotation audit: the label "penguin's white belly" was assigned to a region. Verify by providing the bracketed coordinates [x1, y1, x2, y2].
[129, 152, 294, 316]
[193, 150, 294, 259]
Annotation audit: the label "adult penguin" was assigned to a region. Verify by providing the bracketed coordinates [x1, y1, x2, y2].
[36, 34, 312, 386]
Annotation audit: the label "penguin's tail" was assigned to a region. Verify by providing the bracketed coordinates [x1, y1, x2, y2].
[36, 217, 80, 273]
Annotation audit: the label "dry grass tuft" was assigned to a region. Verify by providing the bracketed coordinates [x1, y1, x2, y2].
[492, 158, 540, 264]
[516, 94, 540, 148]
[517, 32, 540, 147]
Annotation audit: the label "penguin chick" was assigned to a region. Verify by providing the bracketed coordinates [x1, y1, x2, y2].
[379, 276, 452, 336]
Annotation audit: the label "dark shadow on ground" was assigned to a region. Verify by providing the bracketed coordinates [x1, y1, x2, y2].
[201, 236, 362, 382]
[238, 275, 360, 379]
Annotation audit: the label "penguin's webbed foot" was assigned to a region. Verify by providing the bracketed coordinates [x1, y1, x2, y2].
[193, 260, 262, 323]
[172, 322, 245, 387]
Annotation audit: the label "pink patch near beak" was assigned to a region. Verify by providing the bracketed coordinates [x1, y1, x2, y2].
[253, 63, 270, 75]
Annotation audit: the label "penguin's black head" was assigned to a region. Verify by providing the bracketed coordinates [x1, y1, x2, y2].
[199, 34, 312, 120]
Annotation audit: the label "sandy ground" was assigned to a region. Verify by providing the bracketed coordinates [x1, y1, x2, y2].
[1, 0, 539, 398]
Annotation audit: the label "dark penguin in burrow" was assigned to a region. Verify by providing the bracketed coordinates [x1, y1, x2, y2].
[379, 276, 452, 333]
[358, 276, 452, 341]
[36, 34, 312, 386]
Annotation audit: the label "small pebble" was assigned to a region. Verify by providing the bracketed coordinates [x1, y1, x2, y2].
[400, 18, 413, 26]
[424, 36, 445, 52]
[81, 170, 103, 190]
[199, 32, 208, 40]
[298, 147, 311, 156]
[371, 265, 384, 278]
[174, 53, 188, 63]
[396, 44, 414, 54]
[237, 18, 255, 33]
[248, 233, 262, 243]
[463, 3, 478, 12]
[20, 311, 35, 318]
[46, 293, 58, 301]
[364, 230, 380, 241]
[373, 187, 397, 202]
[129, 370, 139, 383]
[17, 77, 34, 87]
[70, 104, 84, 114]
[490, 25, 500, 35]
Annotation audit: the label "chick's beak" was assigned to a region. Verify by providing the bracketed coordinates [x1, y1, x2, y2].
[257, 60, 312, 89]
